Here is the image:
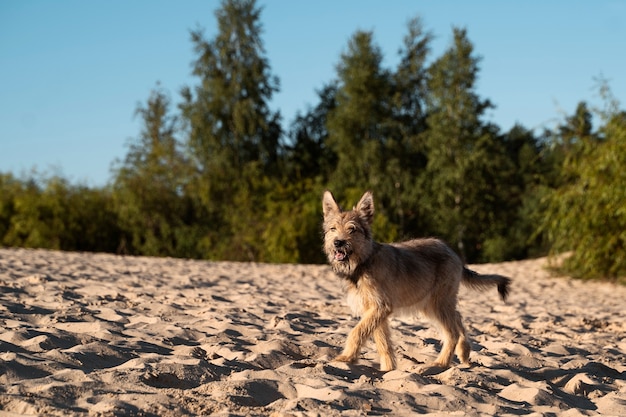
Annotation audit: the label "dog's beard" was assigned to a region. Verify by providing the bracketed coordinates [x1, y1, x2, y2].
[326, 244, 357, 277]
[331, 257, 353, 277]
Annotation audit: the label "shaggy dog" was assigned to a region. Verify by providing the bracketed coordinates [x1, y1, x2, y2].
[322, 190, 510, 371]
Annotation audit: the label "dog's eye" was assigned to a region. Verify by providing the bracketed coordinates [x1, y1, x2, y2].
[347, 226, 356, 234]
[329, 227, 337, 232]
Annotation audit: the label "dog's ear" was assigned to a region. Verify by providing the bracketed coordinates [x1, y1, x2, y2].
[355, 191, 375, 224]
[322, 190, 341, 217]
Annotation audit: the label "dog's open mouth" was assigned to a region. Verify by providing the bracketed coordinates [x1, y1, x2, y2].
[334, 248, 350, 262]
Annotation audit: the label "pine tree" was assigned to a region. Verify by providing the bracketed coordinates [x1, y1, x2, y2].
[325, 31, 402, 241]
[389, 17, 432, 235]
[181, 0, 280, 175]
[424, 27, 511, 261]
[327, 31, 392, 193]
[393, 17, 431, 142]
[286, 83, 338, 182]
[179, 0, 281, 260]
[482, 124, 547, 261]
[112, 87, 194, 257]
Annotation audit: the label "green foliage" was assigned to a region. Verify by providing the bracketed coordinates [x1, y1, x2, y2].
[180, 0, 280, 177]
[286, 83, 338, 182]
[0, 173, 19, 241]
[260, 179, 327, 264]
[478, 124, 554, 262]
[0, 173, 120, 252]
[325, 20, 433, 241]
[327, 30, 392, 191]
[543, 93, 626, 281]
[112, 87, 197, 258]
[175, 0, 284, 261]
[422, 27, 511, 261]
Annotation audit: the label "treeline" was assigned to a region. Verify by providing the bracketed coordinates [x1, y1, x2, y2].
[2, 0, 625, 280]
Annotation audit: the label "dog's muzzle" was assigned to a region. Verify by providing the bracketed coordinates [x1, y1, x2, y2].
[333, 239, 350, 261]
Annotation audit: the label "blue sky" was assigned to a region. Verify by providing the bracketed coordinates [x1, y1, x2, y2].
[1, 1, 625, 186]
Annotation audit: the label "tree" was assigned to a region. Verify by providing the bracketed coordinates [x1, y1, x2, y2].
[180, 0, 281, 177]
[1, 175, 51, 249]
[112, 87, 195, 257]
[327, 30, 391, 189]
[179, 0, 282, 260]
[543, 91, 626, 280]
[2, 173, 120, 253]
[423, 27, 512, 261]
[482, 124, 548, 261]
[285, 83, 338, 182]
[0, 173, 19, 242]
[392, 17, 431, 145]
[326, 30, 400, 242]
[388, 17, 432, 236]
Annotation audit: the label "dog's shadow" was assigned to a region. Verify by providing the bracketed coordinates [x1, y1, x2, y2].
[321, 361, 384, 382]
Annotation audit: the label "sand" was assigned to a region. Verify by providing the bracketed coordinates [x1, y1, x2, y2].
[0, 247, 625, 416]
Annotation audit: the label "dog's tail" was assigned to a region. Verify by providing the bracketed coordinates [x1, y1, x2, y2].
[462, 267, 511, 301]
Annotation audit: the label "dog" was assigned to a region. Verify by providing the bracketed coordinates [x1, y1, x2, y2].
[322, 190, 511, 372]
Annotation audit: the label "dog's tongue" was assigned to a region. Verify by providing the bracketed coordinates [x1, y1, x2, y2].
[335, 251, 346, 261]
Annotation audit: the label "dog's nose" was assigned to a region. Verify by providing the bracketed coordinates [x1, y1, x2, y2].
[334, 239, 346, 248]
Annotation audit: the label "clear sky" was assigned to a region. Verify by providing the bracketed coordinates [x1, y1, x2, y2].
[1, 0, 625, 186]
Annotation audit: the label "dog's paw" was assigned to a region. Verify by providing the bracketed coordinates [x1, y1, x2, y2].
[379, 356, 396, 372]
[380, 362, 396, 372]
[333, 354, 357, 364]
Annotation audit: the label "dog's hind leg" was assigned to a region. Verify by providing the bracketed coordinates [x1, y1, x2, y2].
[373, 318, 396, 371]
[429, 303, 460, 369]
[454, 311, 471, 364]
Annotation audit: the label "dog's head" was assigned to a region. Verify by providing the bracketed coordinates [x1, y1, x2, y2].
[322, 190, 375, 277]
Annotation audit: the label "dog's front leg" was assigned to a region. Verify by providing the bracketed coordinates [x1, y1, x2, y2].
[335, 306, 390, 365]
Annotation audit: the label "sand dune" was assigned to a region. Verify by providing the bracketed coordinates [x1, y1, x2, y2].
[0, 248, 624, 416]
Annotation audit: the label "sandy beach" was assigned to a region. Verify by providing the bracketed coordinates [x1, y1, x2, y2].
[0, 248, 624, 416]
